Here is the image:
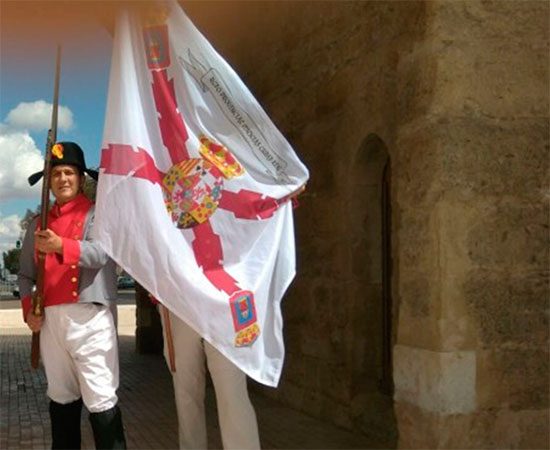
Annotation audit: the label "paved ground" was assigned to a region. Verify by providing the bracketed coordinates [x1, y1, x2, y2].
[1, 296, 380, 450]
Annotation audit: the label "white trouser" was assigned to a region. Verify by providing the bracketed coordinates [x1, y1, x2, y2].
[40, 303, 119, 413]
[161, 309, 260, 450]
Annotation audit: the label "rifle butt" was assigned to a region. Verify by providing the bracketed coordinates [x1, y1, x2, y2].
[31, 332, 40, 369]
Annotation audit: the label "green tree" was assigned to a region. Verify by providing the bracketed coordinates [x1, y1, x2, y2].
[3, 248, 21, 274]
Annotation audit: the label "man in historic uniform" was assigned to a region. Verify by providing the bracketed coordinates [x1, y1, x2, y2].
[19, 141, 126, 449]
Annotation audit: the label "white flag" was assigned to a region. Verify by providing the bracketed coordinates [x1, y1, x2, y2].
[94, 2, 309, 386]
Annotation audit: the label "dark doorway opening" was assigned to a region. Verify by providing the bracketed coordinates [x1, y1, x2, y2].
[350, 134, 396, 445]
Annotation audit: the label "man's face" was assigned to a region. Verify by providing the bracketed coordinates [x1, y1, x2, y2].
[50, 165, 82, 205]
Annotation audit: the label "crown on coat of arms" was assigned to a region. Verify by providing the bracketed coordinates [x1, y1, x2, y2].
[199, 135, 244, 180]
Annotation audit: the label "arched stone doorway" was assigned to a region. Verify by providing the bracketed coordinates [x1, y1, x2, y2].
[349, 134, 397, 443]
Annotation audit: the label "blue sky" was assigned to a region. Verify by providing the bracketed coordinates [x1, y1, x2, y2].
[0, 18, 113, 255]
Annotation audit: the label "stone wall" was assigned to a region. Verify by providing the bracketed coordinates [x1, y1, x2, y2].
[185, 1, 429, 445]
[181, 1, 549, 447]
[392, 1, 549, 448]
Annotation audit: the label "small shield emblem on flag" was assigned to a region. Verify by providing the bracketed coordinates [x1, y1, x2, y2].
[143, 25, 170, 69]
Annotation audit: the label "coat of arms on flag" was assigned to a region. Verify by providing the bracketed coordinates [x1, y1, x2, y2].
[94, 1, 308, 386]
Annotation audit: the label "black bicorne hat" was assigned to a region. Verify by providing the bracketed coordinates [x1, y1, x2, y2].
[28, 141, 99, 186]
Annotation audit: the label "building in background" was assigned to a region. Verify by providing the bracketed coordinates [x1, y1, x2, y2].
[183, 2, 547, 448]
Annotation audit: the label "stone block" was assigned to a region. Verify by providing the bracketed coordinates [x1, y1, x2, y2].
[398, 276, 433, 318]
[396, 306, 440, 352]
[320, 397, 353, 430]
[427, 40, 548, 119]
[439, 119, 548, 198]
[297, 190, 352, 241]
[350, 1, 429, 49]
[434, 197, 487, 351]
[477, 349, 549, 410]
[300, 327, 332, 360]
[298, 280, 348, 330]
[302, 389, 324, 418]
[394, 126, 445, 207]
[346, 283, 387, 396]
[395, 2, 550, 122]
[314, 64, 356, 118]
[397, 118, 549, 201]
[396, 44, 439, 126]
[284, 350, 309, 383]
[297, 235, 347, 279]
[315, 359, 352, 404]
[275, 380, 304, 412]
[397, 397, 549, 449]
[281, 279, 309, 317]
[395, 207, 438, 273]
[395, 401, 440, 449]
[351, 238, 382, 284]
[465, 200, 548, 271]
[393, 345, 476, 415]
[516, 409, 550, 449]
[464, 271, 549, 348]
[429, 0, 549, 43]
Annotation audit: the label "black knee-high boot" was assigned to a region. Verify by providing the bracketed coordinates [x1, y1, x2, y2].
[89, 405, 126, 450]
[49, 398, 83, 449]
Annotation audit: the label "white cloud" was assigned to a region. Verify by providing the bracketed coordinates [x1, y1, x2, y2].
[0, 99, 78, 207]
[0, 130, 43, 201]
[5, 100, 74, 132]
[0, 213, 22, 256]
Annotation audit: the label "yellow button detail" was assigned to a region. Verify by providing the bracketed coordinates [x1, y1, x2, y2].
[71, 265, 76, 269]
[72, 291, 77, 297]
[71, 277, 77, 283]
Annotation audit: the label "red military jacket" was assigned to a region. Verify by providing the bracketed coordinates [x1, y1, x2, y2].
[19, 194, 91, 320]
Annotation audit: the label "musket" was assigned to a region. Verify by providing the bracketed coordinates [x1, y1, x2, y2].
[31, 46, 61, 369]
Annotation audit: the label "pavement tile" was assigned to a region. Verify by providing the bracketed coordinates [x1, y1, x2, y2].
[1, 302, 378, 449]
